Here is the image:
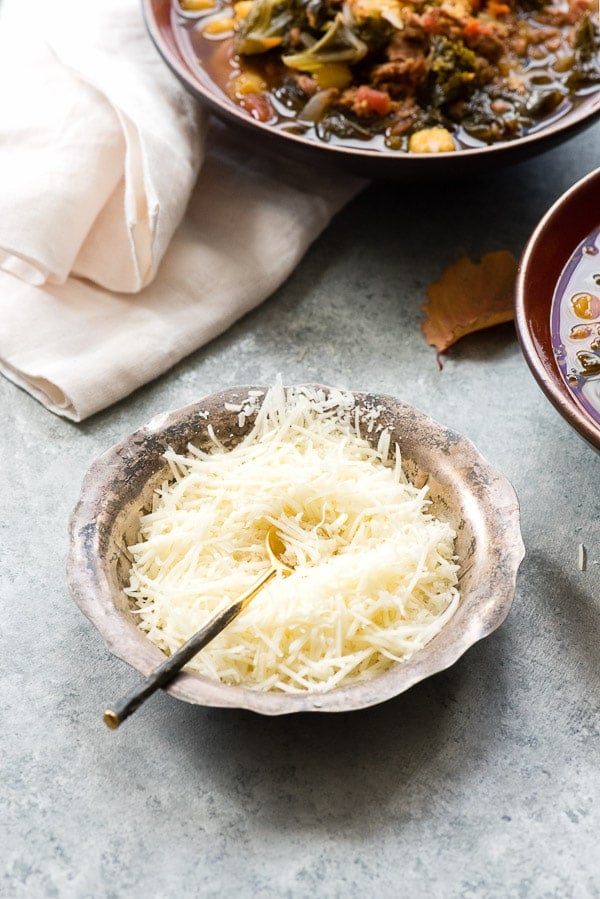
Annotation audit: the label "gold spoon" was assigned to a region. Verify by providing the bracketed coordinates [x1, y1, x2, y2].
[103, 528, 293, 729]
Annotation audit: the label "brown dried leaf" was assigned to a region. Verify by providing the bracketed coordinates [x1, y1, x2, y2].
[421, 250, 518, 356]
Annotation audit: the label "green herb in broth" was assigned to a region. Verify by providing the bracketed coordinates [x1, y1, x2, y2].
[178, 0, 600, 153]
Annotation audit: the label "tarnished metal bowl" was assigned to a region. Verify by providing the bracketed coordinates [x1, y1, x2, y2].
[67, 386, 524, 715]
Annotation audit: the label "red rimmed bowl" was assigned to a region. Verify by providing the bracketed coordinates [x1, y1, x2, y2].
[143, 0, 600, 180]
[515, 168, 600, 454]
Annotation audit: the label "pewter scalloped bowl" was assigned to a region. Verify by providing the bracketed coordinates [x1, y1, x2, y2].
[67, 386, 524, 715]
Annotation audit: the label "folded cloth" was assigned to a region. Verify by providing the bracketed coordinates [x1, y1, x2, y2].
[0, 0, 364, 421]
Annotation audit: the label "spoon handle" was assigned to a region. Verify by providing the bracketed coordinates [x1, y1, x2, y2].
[103, 566, 277, 729]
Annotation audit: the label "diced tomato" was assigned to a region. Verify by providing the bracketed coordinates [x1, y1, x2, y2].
[420, 10, 441, 32]
[355, 86, 392, 117]
[463, 18, 494, 36]
[488, 0, 511, 15]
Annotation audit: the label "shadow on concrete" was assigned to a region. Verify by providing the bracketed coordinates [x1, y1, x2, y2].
[162, 624, 513, 835]
[522, 550, 600, 690]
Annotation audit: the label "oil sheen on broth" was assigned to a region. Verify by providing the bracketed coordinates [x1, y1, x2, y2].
[551, 226, 600, 425]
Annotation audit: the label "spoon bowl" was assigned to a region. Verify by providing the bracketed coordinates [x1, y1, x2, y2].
[266, 528, 294, 577]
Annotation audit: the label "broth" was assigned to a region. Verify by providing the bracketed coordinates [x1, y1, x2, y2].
[552, 225, 600, 426]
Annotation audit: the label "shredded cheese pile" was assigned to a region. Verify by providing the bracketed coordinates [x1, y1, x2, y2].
[125, 384, 460, 693]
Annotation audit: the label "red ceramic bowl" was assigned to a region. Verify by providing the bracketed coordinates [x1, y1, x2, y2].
[515, 168, 600, 454]
[142, 0, 600, 180]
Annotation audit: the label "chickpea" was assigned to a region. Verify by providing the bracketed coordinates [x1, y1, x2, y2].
[408, 127, 455, 154]
[571, 292, 600, 320]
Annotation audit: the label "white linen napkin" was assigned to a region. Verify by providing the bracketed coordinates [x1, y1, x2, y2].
[0, 0, 363, 420]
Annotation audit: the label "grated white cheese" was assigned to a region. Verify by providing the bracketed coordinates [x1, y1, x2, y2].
[125, 385, 460, 693]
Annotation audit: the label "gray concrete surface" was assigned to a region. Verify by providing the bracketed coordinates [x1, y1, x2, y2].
[2, 123, 600, 899]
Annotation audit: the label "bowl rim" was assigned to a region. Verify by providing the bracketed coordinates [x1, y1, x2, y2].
[67, 385, 525, 715]
[142, 0, 600, 168]
[515, 167, 600, 454]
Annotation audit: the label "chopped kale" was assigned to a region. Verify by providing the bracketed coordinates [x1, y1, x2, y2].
[316, 111, 373, 140]
[233, 0, 296, 55]
[422, 37, 479, 109]
[459, 90, 522, 142]
[567, 14, 600, 90]
[282, 13, 368, 71]
[518, 0, 552, 10]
